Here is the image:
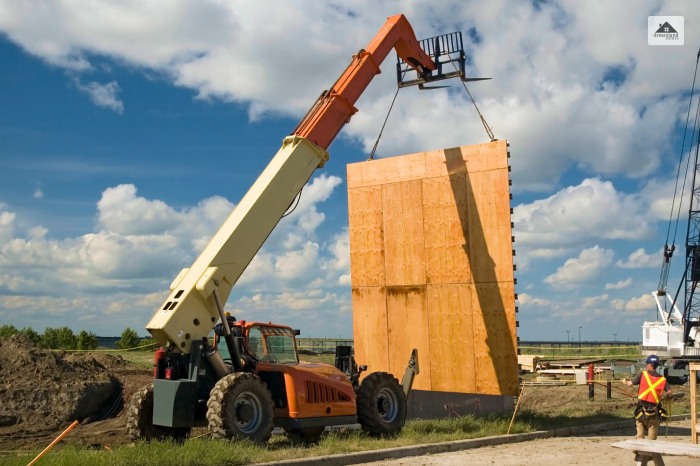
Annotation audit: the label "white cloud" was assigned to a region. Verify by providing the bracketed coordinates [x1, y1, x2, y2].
[617, 248, 661, 269]
[581, 294, 609, 309]
[605, 278, 632, 290]
[0, 179, 347, 334]
[544, 245, 613, 290]
[0, 1, 696, 188]
[74, 80, 124, 113]
[516, 292, 553, 308]
[97, 184, 179, 235]
[513, 178, 655, 262]
[266, 174, 341, 250]
[274, 241, 320, 282]
[639, 175, 691, 222]
[0, 208, 16, 246]
[612, 293, 656, 314]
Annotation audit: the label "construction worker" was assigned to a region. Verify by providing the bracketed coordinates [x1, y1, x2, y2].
[623, 355, 672, 440]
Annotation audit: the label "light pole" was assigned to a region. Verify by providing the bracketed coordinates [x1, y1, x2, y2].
[566, 330, 570, 343]
[613, 333, 617, 342]
[578, 326, 582, 348]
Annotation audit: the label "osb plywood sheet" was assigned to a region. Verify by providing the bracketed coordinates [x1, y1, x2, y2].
[471, 282, 519, 395]
[382, 180, 425, 286]
[347, 140, 516, 396]
[351, 286, 389, 372]
[347, 152, 427, 188]
[424, 142, 509, 178]
[347, 141, 509, 189]
[422, 174, 471, 284]
[386, 286, 431, 391]
[348, 186, 385, 287]
[427, 284, 476, 393]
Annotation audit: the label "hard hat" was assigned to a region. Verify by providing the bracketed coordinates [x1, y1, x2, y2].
[645, 355, 660, 366]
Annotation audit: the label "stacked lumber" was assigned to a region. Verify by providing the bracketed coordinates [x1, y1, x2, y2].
[518, 355, 540, 373]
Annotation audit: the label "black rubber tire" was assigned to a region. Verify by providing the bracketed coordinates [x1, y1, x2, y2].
[283, 426, 325, 444]
[207, 373, 274, 443]
[125, 383, 190, 442]
[356, 372, 406, 436]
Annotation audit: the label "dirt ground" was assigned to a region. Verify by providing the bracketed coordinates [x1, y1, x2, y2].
[0, 335, 153, 451]
[0, 335, 695, 462]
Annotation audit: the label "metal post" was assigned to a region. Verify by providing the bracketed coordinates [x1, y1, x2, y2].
[579, 326, 582, 350]
[588, 363, 594, 400]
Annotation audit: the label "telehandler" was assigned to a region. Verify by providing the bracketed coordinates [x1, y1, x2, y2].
[126, 13, 476, 443]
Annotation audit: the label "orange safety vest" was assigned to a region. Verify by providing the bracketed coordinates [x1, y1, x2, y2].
[637, 371, 666, 404]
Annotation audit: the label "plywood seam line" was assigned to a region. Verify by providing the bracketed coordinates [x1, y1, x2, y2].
[381, 184, 391, 368]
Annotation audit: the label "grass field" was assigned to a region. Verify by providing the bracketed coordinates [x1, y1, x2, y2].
[5, 410, 632, 466]
[518, 344, 641, 359]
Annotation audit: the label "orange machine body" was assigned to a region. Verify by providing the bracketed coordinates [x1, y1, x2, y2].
[217, 320, 358, 424]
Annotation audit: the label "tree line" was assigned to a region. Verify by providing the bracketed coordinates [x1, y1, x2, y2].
[0, 325, 156, 351]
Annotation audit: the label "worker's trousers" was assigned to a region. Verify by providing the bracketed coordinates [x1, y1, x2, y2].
[635, 416, 660, 440]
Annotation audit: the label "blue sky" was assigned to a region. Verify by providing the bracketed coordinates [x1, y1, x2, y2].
[0, 1, 699, 342]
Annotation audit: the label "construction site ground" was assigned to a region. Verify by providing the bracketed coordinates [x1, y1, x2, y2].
[350, 419, 698, 466]
[1, 335, 697, 464]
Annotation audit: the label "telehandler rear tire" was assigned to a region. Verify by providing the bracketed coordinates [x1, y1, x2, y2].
[356, 372, 406, 436]
[207, 372, 274, 443]
[125, 383, 190, 442]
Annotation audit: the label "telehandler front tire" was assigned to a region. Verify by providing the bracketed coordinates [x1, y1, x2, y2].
[207, 372, 274, 443]
[356, 372, 406, 436]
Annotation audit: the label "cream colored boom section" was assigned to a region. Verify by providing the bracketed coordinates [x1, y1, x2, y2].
[146, 136, 329, 352]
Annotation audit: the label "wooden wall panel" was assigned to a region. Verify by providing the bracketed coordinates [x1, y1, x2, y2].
[466, 168, 514, 284]
[471, 282, 518, 395]
[351, 286, 389, 373]
[424, 142, 509, 178]
[348, 140, 516, 398]
[347, 186, 385, 287]
[382, 180, 425, 286]
[348, 152, 427, 188]
[386, 285, 431, 391]
[422, 174, 471, 284]
[427, 284, 475, 392]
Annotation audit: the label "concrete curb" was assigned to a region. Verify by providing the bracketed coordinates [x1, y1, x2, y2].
[257, 415, 691, 466]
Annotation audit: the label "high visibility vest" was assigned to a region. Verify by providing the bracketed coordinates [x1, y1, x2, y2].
[637, 371, 666, 404]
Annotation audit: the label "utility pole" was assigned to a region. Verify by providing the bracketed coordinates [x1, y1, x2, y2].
[578, 326, 582, 348]
[566, 329, 570, 343]
[613, 333, 617, 342]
